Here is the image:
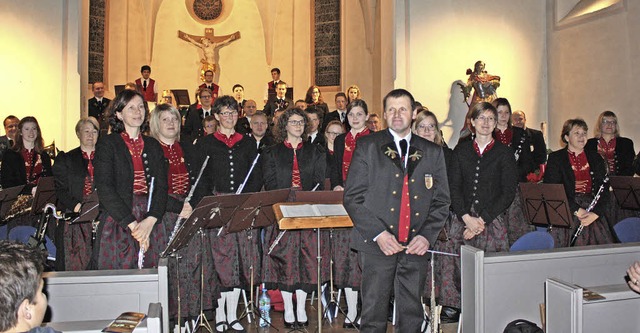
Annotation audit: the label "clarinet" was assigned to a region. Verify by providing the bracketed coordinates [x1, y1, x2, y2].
[167, 156, 210, 245]
[569, 176, 609, 247]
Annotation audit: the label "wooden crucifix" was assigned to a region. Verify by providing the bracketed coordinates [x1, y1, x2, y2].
[178, 28, 241, 81]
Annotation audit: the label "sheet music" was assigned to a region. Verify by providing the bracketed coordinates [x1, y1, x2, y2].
[280, 204, 347, 217]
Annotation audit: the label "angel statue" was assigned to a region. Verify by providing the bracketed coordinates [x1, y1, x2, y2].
[457, 61, 501, 137]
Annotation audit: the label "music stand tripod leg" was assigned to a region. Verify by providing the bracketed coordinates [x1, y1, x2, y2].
[235, 227, 280, 332]
[193, 229, 213, 333]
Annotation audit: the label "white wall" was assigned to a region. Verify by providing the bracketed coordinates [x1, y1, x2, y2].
[396, 0, 548, 146]
[547, 0, 640, 150]
[0, 0, 85, 151]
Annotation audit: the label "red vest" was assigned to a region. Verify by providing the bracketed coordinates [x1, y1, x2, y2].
[199, 83, 220, 102]
[135, 78, 156, 102]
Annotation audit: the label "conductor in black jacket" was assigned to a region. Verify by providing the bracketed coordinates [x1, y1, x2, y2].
[344, 89, 450, 332]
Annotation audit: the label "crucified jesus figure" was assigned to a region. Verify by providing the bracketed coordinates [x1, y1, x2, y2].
[178, 28, 241, 81]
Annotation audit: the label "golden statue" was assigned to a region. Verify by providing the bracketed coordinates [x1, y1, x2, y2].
[178, 28, 241, 81]
[458, 61, 501, 136]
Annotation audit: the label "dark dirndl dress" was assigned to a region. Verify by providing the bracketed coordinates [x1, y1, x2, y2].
[237, 227, 262, 291]
[163, 199, 220, 319]
[328, 228, 361, 290]
[505, 187, 534, 246]
[63, 220, 93, 271]
[262, 223, 331, 293]
[430, 209, 510, 308]
[95, 194, 168, 269]
[548, 193, 614, 248]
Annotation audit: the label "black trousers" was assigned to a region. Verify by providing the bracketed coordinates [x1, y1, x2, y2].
[359, 250, 428, 333]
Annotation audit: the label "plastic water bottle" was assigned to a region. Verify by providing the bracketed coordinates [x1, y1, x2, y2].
[258, 284, 271, 327]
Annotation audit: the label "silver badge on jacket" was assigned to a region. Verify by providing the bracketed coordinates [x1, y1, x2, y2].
[424, 174, 433, 189]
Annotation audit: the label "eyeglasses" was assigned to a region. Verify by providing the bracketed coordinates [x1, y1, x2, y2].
[288, 120, 305, 126]
[477, 116, 496, 123]
[417, 124, 436, 132]
[220, 111, 238, 117]
[326, 132, 342, 136]
[200, 95, 212, 99]
[602, 120, 617, 125]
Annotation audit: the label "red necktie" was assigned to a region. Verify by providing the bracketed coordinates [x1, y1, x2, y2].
[398, 139, 410, 243]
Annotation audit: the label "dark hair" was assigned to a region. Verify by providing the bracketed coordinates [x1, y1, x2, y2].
[141, 65, 151, 73]
[12, 117, 45, 153]
[561, 118, 588, 144]
[335, 92, 347, 101]
[383, 89, 416, 112]
[198, 87, 213, 98]
[271, 68, 281, 75]
[212, 95, 238, 114]
[493, 97, 512, 127]
[346, 99, 369, 118]
[0, 241, 45, 331]
[204, 70, 214, 76]
[274, 108, 310, 143]
[232, 84, 244, 91]
[469, 102, 498, 121]
[107, 90, 149, 134]
[305, 85, 323, 104]
[3, 115, 19, 128]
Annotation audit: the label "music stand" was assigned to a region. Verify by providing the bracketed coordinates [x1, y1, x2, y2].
[30, 177, 56, 215]
[0, 185, 25, 222]
[171, 89, 191, 107]
[519, 183, 572, 231]
[68, 191, 100, 224]
[163, 194, 248, 333]
[226, 189, 290, 331]
[610, 176, 640, 211]
[275, 191, 353, 332]
[114, 85, 125, 95]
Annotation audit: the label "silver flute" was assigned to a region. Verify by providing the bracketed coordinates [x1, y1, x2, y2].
[167, 155, 210, 244]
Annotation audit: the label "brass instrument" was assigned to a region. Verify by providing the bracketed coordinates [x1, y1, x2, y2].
[43, 141, 58, 160]
[4, 194, 33, 220]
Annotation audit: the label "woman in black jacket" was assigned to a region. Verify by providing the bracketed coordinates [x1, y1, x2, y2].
[1, 116, 52, 231]
[543, 118, 613, 247]
[262, 108, 327, 328]
[53, 117, 100, 271]
[148, 103, 221, 324]
[1, 116, 52, 193]
[585, 111, 635, 176]
[93, 90, 168, 269]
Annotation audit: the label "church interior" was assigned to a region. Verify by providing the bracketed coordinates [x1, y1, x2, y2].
[1, 0, 639, 152]
[2, 0, 640, 332]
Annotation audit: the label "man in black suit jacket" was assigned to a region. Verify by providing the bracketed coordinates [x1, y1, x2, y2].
[262, 81, 291, 117]
[344, 89, 450, 332]
[305, 108, 326, 146]
[0, 115, 19, 161]
[321, 92, 349, 132]
[183, 88, 214, 142]
[88, 82, 111, 134]
[512, 110, 547, 167]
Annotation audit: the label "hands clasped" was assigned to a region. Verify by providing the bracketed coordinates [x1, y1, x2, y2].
[376, 231, 430, 256]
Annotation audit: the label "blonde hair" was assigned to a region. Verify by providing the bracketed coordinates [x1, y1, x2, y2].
[594, 111, 620, 138]
[149, 103, 181, 141]
[412, 110, 445, 146]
